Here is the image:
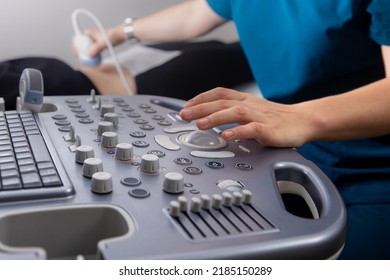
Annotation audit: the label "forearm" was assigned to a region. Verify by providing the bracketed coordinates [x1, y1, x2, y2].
[299, 77, 390, 143]
[110, 0, 224, 44]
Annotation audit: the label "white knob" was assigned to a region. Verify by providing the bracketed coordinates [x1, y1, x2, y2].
[222, 192, 233, 207]
[177, 196, 188, 212]
[163, 172, 184, 194]
[115, 143, 133, 161]
[242, 190, 253, 204]
[97, 121, 114, 136]
[212, 194, 223, 209]
[190, 197, 202, 213]
[91, 171, 113, 194]
[101, 131, 118, 148]
[75, 145, 95, 164]
[100, 104, 115, 117]
[140, 154, 160, 174]
[169, 201, 181, 217]
[233, 192, 243, 206]
[103, 112, 119, 127]
[201, 194, 211, 210]
[82, 158, 103, 178]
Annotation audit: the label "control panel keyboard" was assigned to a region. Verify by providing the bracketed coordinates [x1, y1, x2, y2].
[0, 94, 346, 260]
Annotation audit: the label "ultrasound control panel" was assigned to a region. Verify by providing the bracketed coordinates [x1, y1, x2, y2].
[0, 93, 346, 260]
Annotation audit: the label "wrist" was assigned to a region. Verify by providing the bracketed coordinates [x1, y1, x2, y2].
[123, 17, 139, 42]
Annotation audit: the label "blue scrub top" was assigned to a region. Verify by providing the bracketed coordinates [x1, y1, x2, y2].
[206, 0, 390, 204]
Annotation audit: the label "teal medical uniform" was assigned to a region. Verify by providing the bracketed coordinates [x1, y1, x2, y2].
[207, 0, 390, 259]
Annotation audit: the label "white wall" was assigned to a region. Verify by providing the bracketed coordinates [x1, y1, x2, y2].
[0, 0, 237, 67]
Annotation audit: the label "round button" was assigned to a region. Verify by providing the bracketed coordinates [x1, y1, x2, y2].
[174, 157, 192, 165]
[127, 112, 141, 118]
[183, 166, 202, 175]
[91, 172, 113, 194]
[163, 172, 184, 194]
[140, 154, 160, 174]
[235, 163, 253, 171]
[55, 120, 71, 126]
[132, 140, 149, 148]
[134, 119, 148, 125]
[115, 143, 133, 161]
[75, 145, 95, 164]
[139, 124, 155, 131]
[128, 188, 150, 198]
[82, 158, 103, 178]
[130, 131, 146, 138]
[147, 150, 165, 157]
[79, 118, 94, 124]
[121, 177, 141, 187]
[75, 113, 90, 118]
[206, 161, 224, 169]
[52, 114, 67, 120]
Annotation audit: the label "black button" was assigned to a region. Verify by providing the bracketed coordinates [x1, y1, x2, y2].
[121, 177, 141, 187]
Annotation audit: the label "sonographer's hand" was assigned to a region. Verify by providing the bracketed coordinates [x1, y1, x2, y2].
[179, 87, 312, 148]
[83, 25, 127, 58]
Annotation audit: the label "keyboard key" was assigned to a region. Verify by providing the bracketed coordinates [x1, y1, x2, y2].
[27, 134, 53, 163]
[21, 172, 42, 188]
[2, 177, 22, 190]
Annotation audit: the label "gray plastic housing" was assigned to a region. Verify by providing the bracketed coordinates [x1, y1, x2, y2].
[0, 95, 346, 260]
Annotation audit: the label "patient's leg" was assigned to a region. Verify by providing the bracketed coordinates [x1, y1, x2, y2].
[80, 64, 136, 96]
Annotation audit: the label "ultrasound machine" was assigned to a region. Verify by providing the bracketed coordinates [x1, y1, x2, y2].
[0, 67, 347, 260]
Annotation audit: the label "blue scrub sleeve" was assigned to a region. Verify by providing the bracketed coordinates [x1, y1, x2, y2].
[368, 0, 390, 45]
[206, 0, 232, 20]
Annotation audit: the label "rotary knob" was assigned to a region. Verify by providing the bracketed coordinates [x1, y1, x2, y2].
[97, 121, 114, 136]
[100, 104, 115, 117]
[82, 157, 103, 178]
[115, 143, 134, 161]
[103, 112, 119, 127]
[75, 145, 95, 164]
[140, 154, 160, 174]
[101, 131, 118, 148]
[163, 172, 184, 194]
[91, 171, 113, 194]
